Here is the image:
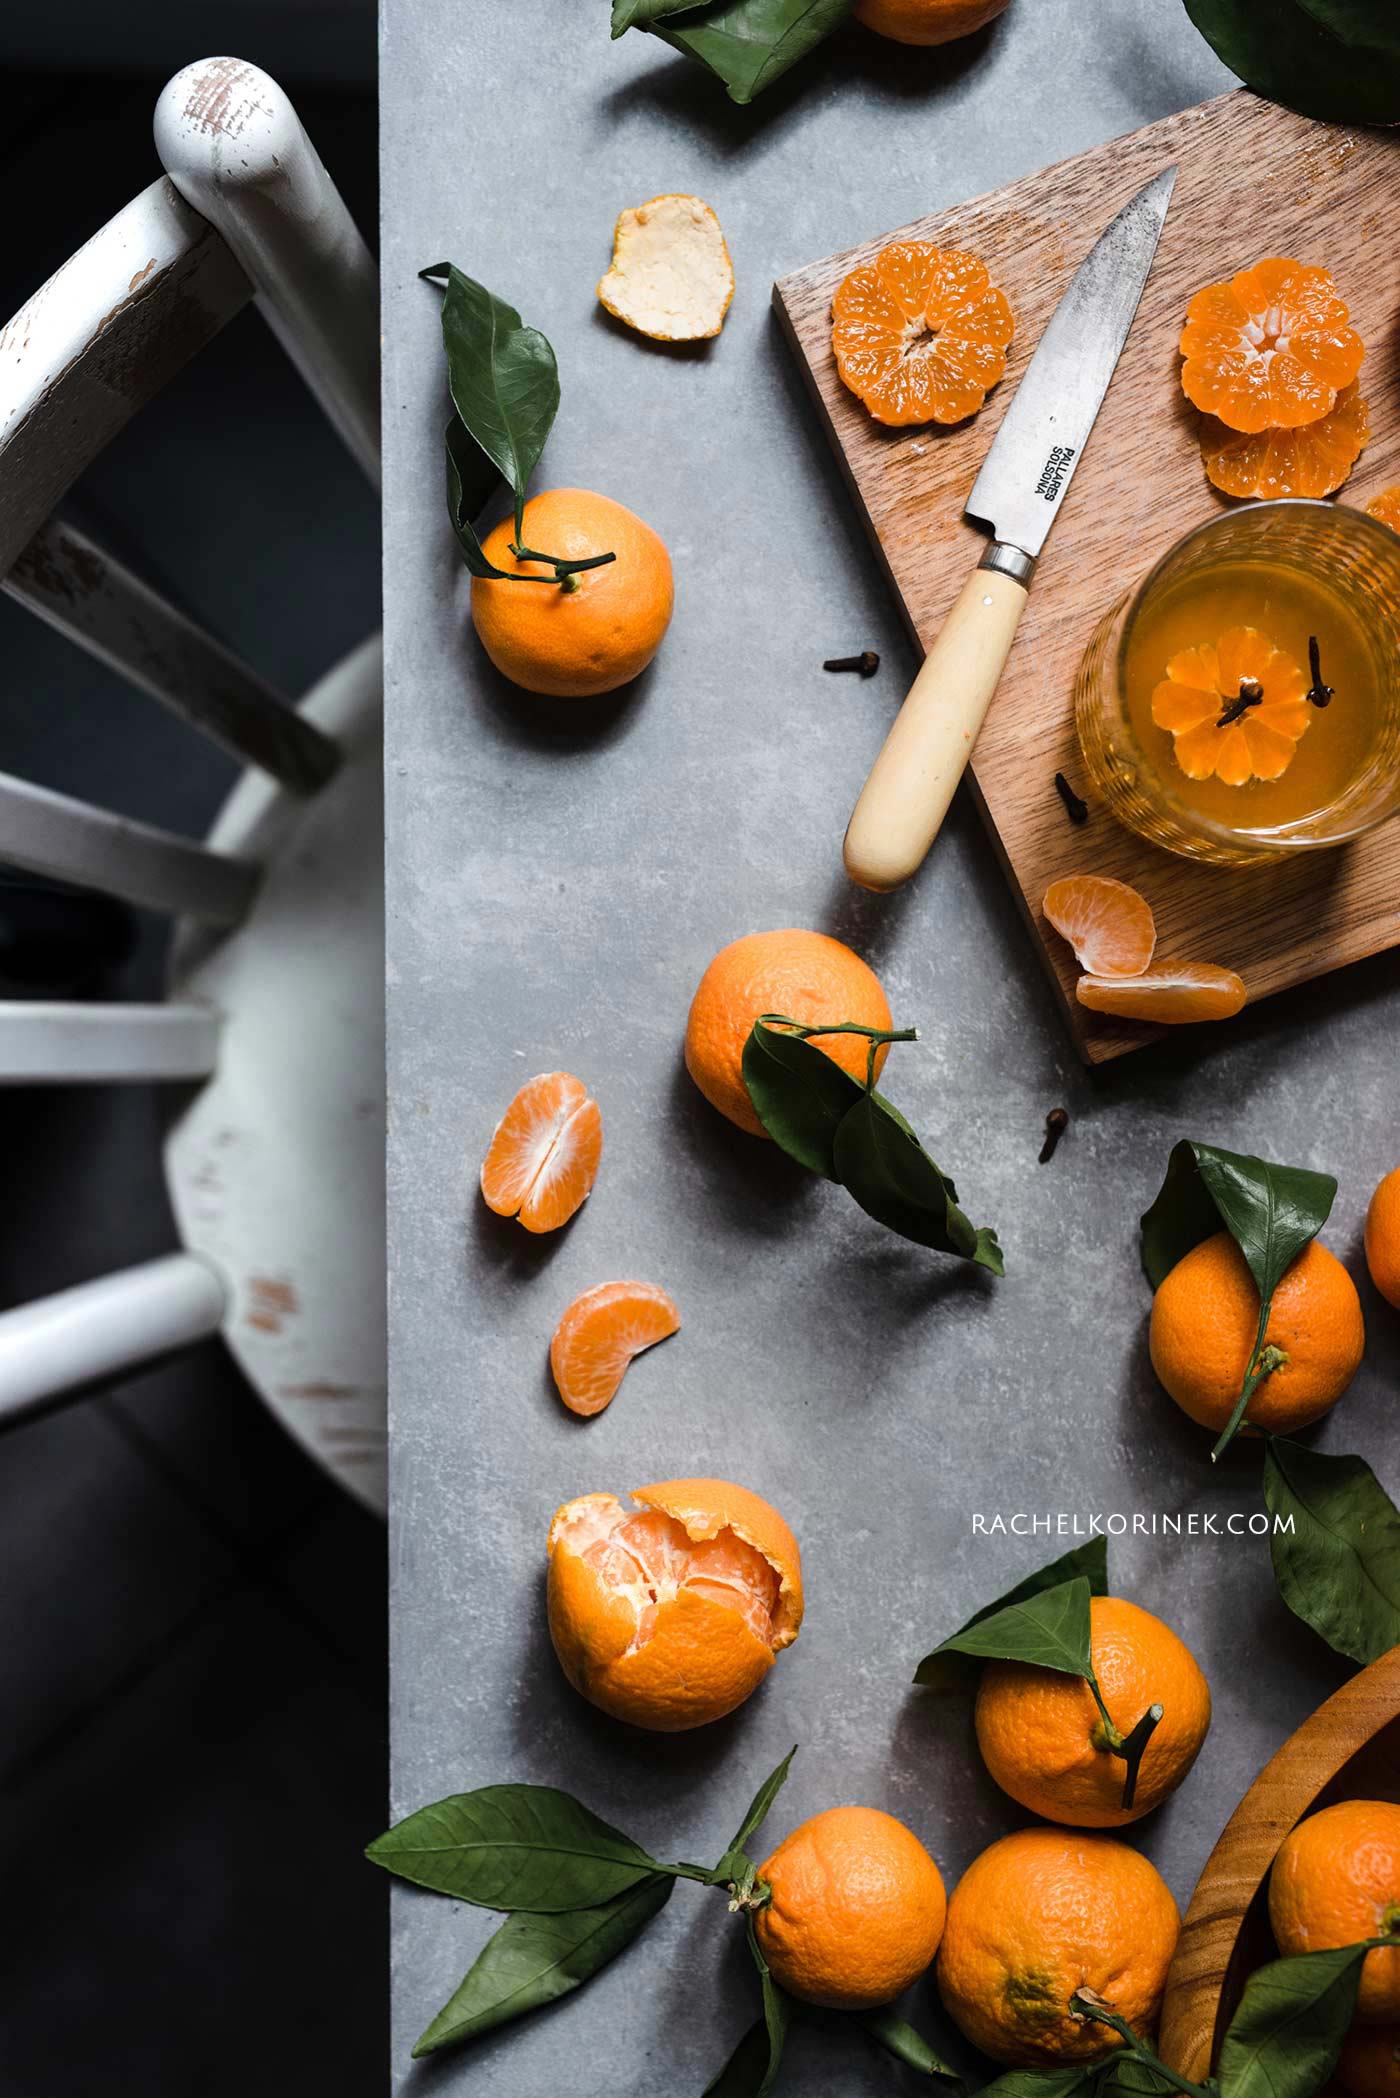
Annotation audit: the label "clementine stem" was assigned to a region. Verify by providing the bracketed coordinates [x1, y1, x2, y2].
[1069, 1994, 1214, 2098]
[1211, 1333, 1289, 1463]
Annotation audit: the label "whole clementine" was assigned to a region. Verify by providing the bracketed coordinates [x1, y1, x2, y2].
[546, 1478, 802, 1731]
[1149, 1230, 1364, 1436]
[1270, 1800, 1400, 2023]
[854, 0, 1009, 45]
[1365, 1168, 1400, 1309]
[937, 1827, 1180, 2066]
[471, 488, 673, 698]
[684, 928, 893, 1137]
[754, 1806, 946, 2009]
[1341, 2024, 1400, 2098]
[975, 1595, 1212, 1827]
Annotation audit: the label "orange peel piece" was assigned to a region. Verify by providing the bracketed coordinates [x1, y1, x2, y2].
[1043, 874, 1157, 977]
[1151, 626, 1310, 786]
[1200, 384, 1368, 501]
[549, 1281, 680, 1418]
[597, 193, 734, 343]
[1077, 962, 1246, 1025]
[1180, 257, 1364, 435]
[832, 241, 1014, 426]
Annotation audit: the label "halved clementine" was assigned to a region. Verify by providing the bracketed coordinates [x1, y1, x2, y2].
[832, 242, 1013, 426]
[1151, 627, 1311, 786]
[1043, 874, 1156, 977]
[1201, 383, 1369, 501]
[1077, 962, 1246, 1024]
[480, 1070, 602, 1233]
[1180, 258, 1364, 434]
[550, 1281, 680, 1417]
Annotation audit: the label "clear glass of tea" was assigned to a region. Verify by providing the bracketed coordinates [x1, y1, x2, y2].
[1074, 500, 1400, 866]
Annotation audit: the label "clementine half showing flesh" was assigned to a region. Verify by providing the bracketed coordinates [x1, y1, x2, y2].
[1201, 383, 1369, 501]
[1271, 1801, 1400, 2022]
[937, 1826, 1180, 2066]
[1180, 258, 1365, 434]
[1151, 627, 1312, 787]
[684, 927, 892, 1137]
[755, 1807, 946, 2009]
[480, 1071, 602, 1233]
[1149, 1229, 1364, 1436]
[471, 488, 673, 698]
[975, 1595, 1212, 1827]
[832, 242, 1014, 426]
[546, 1478, 802, 1730]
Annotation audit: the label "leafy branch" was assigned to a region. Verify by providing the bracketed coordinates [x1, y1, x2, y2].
[742, 1014, 1003, 1272]
[611, 0, 856, 106]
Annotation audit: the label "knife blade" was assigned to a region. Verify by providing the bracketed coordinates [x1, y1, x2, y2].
[842, 166, 1177, 894]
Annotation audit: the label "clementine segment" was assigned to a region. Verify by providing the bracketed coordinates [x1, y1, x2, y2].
[546, 1478, 802, 1731]
[832, 242, 1013, 426]
[480, 1071, 602, 1233]
[1180, 258, 1365, 434]
[1269, 1801, 1400, 2022]
[684, 928, 892, 1137]
[975, 1595, 1212, 1827]
[1150, 1230, 1364, 1435]
[1365, 1167, 1400, 1309]
[1077, 962, 1246, 1025]
[755, 1807, 946, 2009]
[1151, 627, 1312, 787]
[549, 1281, 680, 1417]
[1366, 488, 1400, 535]
[471, 488, 673, 698]
[1043, 875, 1156, 977]
[937, 1827, 1180, 2066]
[1201, 384, 1369, 501]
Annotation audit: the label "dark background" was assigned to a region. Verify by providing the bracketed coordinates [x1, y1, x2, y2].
[0, 27, 386, 2095]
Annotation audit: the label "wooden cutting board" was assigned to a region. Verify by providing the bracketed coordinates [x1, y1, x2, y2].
[774, 91, 1400, 1063]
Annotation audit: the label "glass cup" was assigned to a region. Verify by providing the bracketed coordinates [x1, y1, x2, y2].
[1074, 499, 1400, 866]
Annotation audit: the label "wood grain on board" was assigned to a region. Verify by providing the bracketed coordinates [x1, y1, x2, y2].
[774, 91, 1400, 1062]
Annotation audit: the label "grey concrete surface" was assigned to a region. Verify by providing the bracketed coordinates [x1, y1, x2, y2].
[380, 9, 1399, 2094]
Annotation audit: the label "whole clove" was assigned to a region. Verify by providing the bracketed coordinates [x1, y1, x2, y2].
[1039, 1107, 1070, 1163]
[824, 651, 880, 676]
[1306, 635, 1334, 709]
[1216, 679, 1264, 728]
[1053, 772, 1089, 825]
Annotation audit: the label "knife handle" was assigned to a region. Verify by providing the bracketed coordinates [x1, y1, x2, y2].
[843, 556, 1030, 893]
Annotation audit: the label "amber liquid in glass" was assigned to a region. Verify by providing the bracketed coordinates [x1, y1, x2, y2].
[1122, 557, 1382, 839]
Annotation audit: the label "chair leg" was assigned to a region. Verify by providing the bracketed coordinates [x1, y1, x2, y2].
[0, 1253, 226, 1428]
[0, 1002, 220, 1084]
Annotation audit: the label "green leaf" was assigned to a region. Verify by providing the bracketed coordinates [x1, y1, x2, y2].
[651, 0, 854, 105]
[1296, 0, 1400, 53]
[411, 1872, 673, 2054]
[861, 2007, 964, 2083]
[612, 0, 698, 31]
[365, 1783, 659, 1910]
[746, 1919, 792, 2098]
[724, 1746, 797, 1862]
[1217, 1943, 1368, 2098]
[1264, 1438, 1400, 1665]
[427, 263, 560, 532]
[915, 1536, 1109, 1690]
[444, 417, 513, 580]
[705, 2019, 775, 2096]
[918, 1575, 1095, 1685]
[833, 1091, 1003, 1274]
[1094, 2062, 1184, 2098]
[978, 2070, 1097, 2098]
[1139, 1141, 1336, 1454]
[742, 1022, 863, 1180]
[1182, 0, 1400, 123]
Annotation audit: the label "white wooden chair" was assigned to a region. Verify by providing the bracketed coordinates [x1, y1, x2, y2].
[0, 57, 387, 1512]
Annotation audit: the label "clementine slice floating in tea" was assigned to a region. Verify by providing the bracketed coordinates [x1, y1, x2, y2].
[550, 1280, 681, 1417]
[1366, 486, 1400, 534]
[1180, 258, 1364, 434]
[1077, 962, 1246, 1025]
[480, 1070, 602, 1233]
[1042, 874, 1156, 977]
[832, 242, 1013, 426]
[1151, 626, 1311, 786]
[1200, 383, 1369, 500]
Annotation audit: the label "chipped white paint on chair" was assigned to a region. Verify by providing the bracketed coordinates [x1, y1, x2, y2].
[0, 59, 386, 1509]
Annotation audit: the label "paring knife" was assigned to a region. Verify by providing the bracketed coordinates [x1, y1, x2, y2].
[842, 166, 1178, 893]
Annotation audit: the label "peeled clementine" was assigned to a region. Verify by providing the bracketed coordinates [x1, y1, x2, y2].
[832, 242, 1014, 426]
[480, 1071, 602, 1233]
[1180, 258, 1365, 434]
[754, 1807, 946, 2009]
[546, 1478, 802, 1731]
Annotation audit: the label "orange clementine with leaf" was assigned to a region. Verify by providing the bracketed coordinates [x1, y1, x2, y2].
[937, 1826, 1180, 2066]
[471, 488, 673, 698]
[1149, 1229, 1364, 1435]
[684, 928, 892, 1137]
[975, 1595, 1212, 1827]
[754, 1806, 946, 2009]
[546, 1478, 802, 1731]
[1270, 1801, 1400, 2023]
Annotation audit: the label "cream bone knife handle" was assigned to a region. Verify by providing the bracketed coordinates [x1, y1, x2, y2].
[843, 544, 1034, 892]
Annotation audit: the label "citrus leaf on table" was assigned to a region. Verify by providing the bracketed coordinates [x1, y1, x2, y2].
[422, 262, 560, 536]
[443, 417, 513, 581]
[919, 1575, 1094, 1682]
[650, 0, 854, 105]
[1264, 1438, 1400, 1664]
[720, 1744, 798, 1866]
[411, 1871, 674, 2055]
[744, 1918, 792, 2098]
[1182, 0, 1400, 123]
[1216, 1943, 1369, 2098]
[611, 0, 698, 31]
[915, 1536, 1108, 1690]
[742, 1021, 863, 1180]
[833, 1092, 1004, 1273]
[861, 2007, 964, 2083]
[364, 1783, 660, 1909]
[705, 2018, 778, 2096]
[978, 2069, 1098, 2098]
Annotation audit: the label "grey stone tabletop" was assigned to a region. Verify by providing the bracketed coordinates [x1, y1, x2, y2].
[379, 6, 1400, 2092]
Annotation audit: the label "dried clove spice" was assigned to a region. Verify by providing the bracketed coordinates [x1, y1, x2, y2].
[823, 651, 880, 676]
[1306, 635, 1334, 709]
[1216, 679, 1264, 728]
[1039, 1107, 1069, 1163]
[1053, 772, 1089, 825]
